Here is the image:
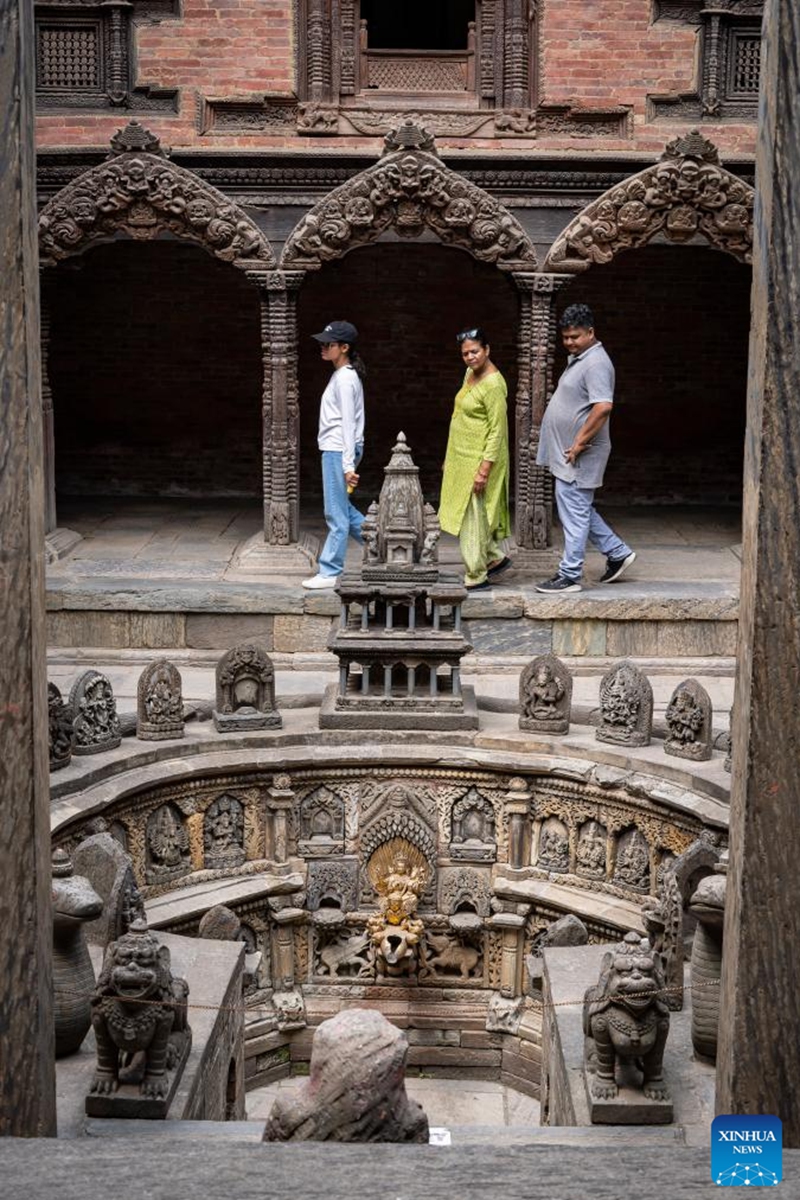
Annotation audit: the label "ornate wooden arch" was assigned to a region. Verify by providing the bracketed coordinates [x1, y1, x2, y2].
[280, 119, 538, 271]
[38, 121, 275, 268]
[543, 131, 753, 274]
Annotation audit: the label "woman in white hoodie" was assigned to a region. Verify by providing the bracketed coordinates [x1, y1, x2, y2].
[302, 319, 367, 590]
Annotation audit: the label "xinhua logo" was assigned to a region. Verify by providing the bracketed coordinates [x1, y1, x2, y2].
[712, 1115, 782, 1186]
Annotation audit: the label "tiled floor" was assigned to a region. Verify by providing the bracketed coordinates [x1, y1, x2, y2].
[246, 1074, 540, 1131]
[49, 499, 741, 591]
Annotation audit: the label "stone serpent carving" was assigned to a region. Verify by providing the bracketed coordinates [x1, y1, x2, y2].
[688, 861, 727, 1061]
[52, 850, 104, 1057]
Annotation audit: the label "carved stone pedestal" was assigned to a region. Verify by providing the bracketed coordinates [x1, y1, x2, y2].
[584, 1074, 673, 1126]
[232, 532, 319, 574]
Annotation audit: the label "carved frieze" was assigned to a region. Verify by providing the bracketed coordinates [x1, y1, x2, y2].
[281, 120, 537, 271]
[199, 95, 298, 134]
[544, 132, 754, 273]
[39, 122, 275, 268]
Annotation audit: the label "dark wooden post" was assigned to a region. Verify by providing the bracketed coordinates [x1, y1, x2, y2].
[716, 0, 800, 1144]
[0, 0, 58, 1137]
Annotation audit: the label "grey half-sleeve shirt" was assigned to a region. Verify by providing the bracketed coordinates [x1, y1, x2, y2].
[536, 341, 615, 489]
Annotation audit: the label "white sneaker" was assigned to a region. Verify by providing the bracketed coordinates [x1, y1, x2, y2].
[301, 573, 340, 590]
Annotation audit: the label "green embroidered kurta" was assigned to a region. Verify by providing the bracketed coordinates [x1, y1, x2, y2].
[439, 369, 510, 538]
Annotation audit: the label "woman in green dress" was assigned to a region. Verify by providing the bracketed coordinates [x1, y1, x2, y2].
[439, 327, 511, 590]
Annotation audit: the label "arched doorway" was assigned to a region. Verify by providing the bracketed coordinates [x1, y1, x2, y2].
[298, 242, 520, 506]
[48, 241, 263, 501]
[556, 244, 750, 507]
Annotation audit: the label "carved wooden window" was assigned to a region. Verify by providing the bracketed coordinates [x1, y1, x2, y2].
[726, 27, 761, 98]
[299, 0, 535, 112]
[35, 1, 179, 111]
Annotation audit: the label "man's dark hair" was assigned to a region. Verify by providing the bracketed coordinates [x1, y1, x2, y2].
[559, 304, 594, 331]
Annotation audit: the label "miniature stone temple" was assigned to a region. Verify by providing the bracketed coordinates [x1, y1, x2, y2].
[213, 643, 282, 732]
[320, 433, 477, 730]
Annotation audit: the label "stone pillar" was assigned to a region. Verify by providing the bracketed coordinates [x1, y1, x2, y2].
[505, 778, 532, 869]
[716, 0, 800, 1144]
[269, 902, 307, 1030]
[266, 773, 295, 864]
[0, 0, 57, 1136]
[513, 272, 569, 549]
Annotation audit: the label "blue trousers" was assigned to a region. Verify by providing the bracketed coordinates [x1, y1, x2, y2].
[555, 478, 631, 581]
[318, 446, 364, 577]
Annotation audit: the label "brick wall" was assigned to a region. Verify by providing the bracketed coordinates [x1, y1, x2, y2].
[34, 1, 756, 156]
[297, 243, 521, 506]
[50, 241, 264, 498]
[556, 244, 751, 505]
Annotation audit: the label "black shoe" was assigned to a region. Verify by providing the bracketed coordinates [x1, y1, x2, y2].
[535, 574, 582, 594]
[487, 555, 512, 577]
[599, 551, 636, 584]
[466, 579, 491, 591]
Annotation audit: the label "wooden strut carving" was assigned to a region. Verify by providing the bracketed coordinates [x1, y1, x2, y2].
[543, 130, 753, 273]
[38, 121, 275, 269]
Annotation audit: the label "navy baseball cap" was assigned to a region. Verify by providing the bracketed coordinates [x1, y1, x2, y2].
[311, 320, 359, 344]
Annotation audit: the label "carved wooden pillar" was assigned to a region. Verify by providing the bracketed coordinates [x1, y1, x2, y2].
[337, 0, 357, 97]
[701, 13, 722, 117]
[478, 0, 498, 108]
[248, 270, 304, 546]
[105, 1, 132, 105]
[39, 272, 57, 536]
[513, 272, 569, 549]
[305, 0, 333, 103]
[716, 0, 800, 1144]
[503, 0, 531, 110]
[0, 0, 57, 1136]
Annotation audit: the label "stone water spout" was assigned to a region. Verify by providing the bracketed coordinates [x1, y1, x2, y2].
[366, 839, 428, 978]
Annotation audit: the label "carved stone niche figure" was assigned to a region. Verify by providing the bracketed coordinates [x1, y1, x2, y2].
[664, 678, 712, 761]
[307, 858, 360, 920]
[69, 669, 122, 755]
[298, 785, 345, 857]
[519, 653, 573, 734]
[583, 931, 672, 1122]
[689, 852, 728, 1062]
[361, 500, 380, 565]
[613, 827, 651, 891]
[87, 919, 191, 1117]
[575, 820, 608, 879]
[137, 658, 184, 741]
[439, 865, 492, 920]
[72, 830, 145, 948]
[315, 926, 373, 980]
[203, 793, 245, 869]
[263, 1008, 428, 1142]
[449, 787, 497, 862]
[419, 928, 482, 983]
[213, 643, 282, 732]
[596, 661, 653, 747]
[52, 849, 104, 1056]
[536, 816, 570, 872]
[48, 682, 74, 771]
[366, 839, 428, 978]
[146, 803, 191, 885]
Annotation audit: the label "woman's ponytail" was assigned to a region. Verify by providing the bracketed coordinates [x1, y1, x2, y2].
[349, 346, 367, 381]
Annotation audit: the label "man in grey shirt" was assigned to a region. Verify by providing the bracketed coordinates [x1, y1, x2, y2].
[535, 304, 635, 593]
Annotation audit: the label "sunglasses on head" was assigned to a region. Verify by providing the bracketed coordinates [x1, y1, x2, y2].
[456, 328, 481, 343]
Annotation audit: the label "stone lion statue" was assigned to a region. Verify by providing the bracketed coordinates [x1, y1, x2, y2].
[89, 919, 189, 1101]
[583, 930, 671, 1102]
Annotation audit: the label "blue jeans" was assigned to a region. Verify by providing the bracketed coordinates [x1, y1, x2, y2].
[318, 445, 364, 577]
[555, 478, 631, 581]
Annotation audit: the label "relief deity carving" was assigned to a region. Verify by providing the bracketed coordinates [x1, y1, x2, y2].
[203, 794, 246, 869]
[298, 786, 345, 857]
[146, 803, 191, 885]
[614, 828, 651, 891]
[664, 678, 713, 761]
[69, 669, 122, 755]
[519, 653, 573, 734]
[537, 817, 570, 872]
[213, 643, 282, 732]
[137, 659, 184, 741]
[366, 839, 428, 977]
[48, 681, 74, 771]
[575, 820, 608, 879]
[596, 661, 653, 747]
